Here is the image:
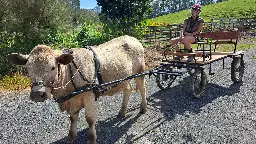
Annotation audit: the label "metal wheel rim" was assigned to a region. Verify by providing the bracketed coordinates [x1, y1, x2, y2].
[156, 74, 175, 88]
[234, 65, 243, 80]
[193, 74, 204, 96]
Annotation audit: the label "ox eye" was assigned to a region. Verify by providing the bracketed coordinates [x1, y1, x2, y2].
[51, 66, 55, 71]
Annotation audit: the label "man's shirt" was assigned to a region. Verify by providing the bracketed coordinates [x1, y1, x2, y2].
[184, 16, 204, 34]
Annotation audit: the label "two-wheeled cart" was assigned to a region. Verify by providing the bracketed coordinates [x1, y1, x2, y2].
[155, 30, 245, 98]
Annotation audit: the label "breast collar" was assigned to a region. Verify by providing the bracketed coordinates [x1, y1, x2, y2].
[63, 47, 103, 90]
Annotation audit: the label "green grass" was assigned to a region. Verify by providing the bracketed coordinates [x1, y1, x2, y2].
[190, 38, 256, 52]
[213, 43, 256, 52]
[253, 55, 256, 59]
[151, 0, 256, 24]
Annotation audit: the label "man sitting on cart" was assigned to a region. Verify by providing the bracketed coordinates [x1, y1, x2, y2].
[169, 4, 204, 62]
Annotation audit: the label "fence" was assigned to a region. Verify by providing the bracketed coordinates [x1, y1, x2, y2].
[141, 18, 256, 45]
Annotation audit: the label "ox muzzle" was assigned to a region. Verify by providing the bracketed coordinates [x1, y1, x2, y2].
[30, 81, 53, 102]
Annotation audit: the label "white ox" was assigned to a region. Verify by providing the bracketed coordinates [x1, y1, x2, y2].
[7, 35, 147, 144]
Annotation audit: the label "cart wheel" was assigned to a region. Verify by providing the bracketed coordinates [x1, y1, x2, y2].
[187, 68, 196, 75]
[156, 66, 176, 90]
[231, 56, 245, 83]
[156, 74, 176, 90]
[190, 69, 207, 98]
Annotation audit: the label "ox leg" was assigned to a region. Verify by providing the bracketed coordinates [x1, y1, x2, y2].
[68, 112, 79, 143]
[136, 76, 147, 114]
[84, 95, 97, 144]
[119, 83, 132, 117]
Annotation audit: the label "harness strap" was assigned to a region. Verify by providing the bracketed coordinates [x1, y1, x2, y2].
[68, 63, 78, 90]
[85, 46, 103, 101]
[71, 61, 91, 83]
[85, 46, 103, 85]
[63, 47, 103, 101]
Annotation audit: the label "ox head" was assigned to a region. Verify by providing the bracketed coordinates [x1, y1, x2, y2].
[7, 45, 74, 102]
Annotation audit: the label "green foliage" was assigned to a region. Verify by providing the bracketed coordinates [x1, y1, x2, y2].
[77, 9, 100, 25]
[48, 31, 80, 49]
[4, 0, 73, 42]
[76, 22, 108, 46]
[0, 32, 35, 77]
[97, 0, 153, 38]
[152, 0, 256, 24]
[0, 0, 73, 76]
[48, 22, 107, 49]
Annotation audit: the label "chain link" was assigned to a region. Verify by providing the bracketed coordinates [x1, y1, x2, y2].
[52, 66, 81, 90]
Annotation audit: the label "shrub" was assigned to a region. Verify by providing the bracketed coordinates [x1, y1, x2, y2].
[0, 72, 31, 91]
[76, 22, 108, 47]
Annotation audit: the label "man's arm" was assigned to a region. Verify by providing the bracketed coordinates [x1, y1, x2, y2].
[181, 24, 187, 37]
[181, 19, 188, 37]
[193, 23, 204, 36]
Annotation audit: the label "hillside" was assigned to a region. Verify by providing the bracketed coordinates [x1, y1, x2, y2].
[151, 0, 256, 24]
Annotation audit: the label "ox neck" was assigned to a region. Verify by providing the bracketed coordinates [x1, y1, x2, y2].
[51, 64, 74, 99]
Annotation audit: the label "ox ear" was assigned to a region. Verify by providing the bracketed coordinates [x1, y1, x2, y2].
[56, 54, 74, 65]
[7, 53, 28, 65]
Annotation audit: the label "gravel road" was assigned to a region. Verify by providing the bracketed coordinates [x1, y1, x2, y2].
[1, 49, 256, 144]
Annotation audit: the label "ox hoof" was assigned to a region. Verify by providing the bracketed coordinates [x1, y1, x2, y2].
[139, 105, 147, 114]
[118, 107, 127, 117]
[139, 109, 147, 114]
[67, 139, 75, 144]
[118, 112, 126, 118]
[68, 131, 77, 144]
[88, 139, 97, 144]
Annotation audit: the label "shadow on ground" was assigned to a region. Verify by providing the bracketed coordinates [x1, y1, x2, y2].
[52, 76, 243, 144]
[148, 76, 243, 119]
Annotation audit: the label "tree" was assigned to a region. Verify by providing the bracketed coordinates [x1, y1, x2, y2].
[0, 0, 74, 75]
[78, 8, 100, 24]
[216, 0, 228, 2]
[0, 0, 8, 31]
[199, 0, 214, 5]
[97, 0, 153, 37]
[70, 0, 80, 26]
[93, 6, 101, 14]
[149, 0, 196, 18]
[3, 0, 73, 44]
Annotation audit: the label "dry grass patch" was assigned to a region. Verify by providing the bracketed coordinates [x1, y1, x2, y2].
[0, 72, 31, 91]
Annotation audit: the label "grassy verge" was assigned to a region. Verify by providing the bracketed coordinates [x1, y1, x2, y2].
[213, 43, 256, 52]
[0, 73, 31, 92]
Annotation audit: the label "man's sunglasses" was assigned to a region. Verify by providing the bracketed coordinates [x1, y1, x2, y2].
[192, 8, 200, 11]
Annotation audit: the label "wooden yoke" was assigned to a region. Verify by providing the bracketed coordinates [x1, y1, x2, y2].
[199, 30, 240, 53]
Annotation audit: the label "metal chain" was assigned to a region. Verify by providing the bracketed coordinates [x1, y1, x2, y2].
[52, 66, 82, 90]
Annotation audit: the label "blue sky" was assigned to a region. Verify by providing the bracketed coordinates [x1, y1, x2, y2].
[80, 0, 218, 9]
[80, 0, 97, 9]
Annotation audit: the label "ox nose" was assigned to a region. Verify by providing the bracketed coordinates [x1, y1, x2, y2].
[30, 91, 47, 102]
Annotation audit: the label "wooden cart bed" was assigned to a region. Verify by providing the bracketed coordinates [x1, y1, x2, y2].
[158, 50, 244, 65]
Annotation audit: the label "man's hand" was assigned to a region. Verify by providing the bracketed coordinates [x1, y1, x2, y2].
[184, 33, 193, 36]
[192, 32, 199, 36]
